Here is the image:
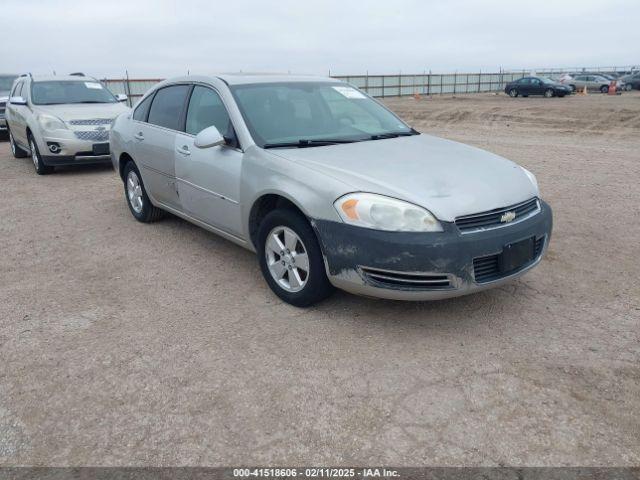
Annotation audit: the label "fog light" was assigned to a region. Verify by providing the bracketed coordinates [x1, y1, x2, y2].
[47, 142, 61, 154]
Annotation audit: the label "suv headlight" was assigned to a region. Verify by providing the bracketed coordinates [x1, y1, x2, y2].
[334, 193, 443, 232]
[37, 113, 67, 132]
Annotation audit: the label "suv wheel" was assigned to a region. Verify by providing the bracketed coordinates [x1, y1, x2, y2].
[29, 134, 53, 175]
[123, 161, 164, 222]
[9, 131, 28, 158]
[257, 208, 334, 307]
[508, 88, 518, 97]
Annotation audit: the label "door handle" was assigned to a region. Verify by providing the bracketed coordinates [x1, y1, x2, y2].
[134, 132, 144, 141]
[176, 146, 191, 156]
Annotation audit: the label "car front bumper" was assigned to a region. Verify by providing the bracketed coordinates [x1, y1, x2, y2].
[36, 132, 111, 166]
[314, 200, 553, 301]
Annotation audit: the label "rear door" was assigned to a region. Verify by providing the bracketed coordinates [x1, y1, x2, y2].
[518, 77, 532, 95]
[134, 84, 190, 211]
[529, 78, 545, 95]
[174, 84, 244, 236]
[8, 81, 28, 145]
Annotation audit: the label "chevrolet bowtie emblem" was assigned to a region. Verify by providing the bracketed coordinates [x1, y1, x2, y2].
[500, 211, 516, 223]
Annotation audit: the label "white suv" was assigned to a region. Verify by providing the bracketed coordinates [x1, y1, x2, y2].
[5, 74, 129, 174]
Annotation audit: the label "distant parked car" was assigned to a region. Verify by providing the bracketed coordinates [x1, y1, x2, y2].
[0, 74, 19, 136]
[504, 76, 572, 98]
[5, 73, 129, 174]
[569, 74, 623, 93]
[620, 73, 640, 91]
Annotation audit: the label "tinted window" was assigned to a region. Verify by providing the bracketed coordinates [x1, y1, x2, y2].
[31, 81, 117, 105]
[519, 78, 530, 85]
[185, 86, 231, 136]
[147, 85, 190, 131]
[133, 94, 154, 122]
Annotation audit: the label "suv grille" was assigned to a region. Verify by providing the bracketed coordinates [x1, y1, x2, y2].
[473, 236, 545, 283]
[74, 131, 109, 142]
[455, 198, 540, 233]
[69, 119, 112, 126]
[360, 267, 452, 290]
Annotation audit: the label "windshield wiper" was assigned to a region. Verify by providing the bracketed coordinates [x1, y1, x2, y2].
[74, 101, 111, 104]
[263, 138, 359, 149]
[370, 129, 420, 140]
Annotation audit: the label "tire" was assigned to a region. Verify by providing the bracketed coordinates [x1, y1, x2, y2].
[28, 134, 53, 175]
[544, 88, 555, 98]
[508, 88, 518, 98]
[625, 84, 632, 91]
[9, 130, 28, 158]
[570, 84, 576, 92]
[122, 161, 164, 222]
[257, 208, 334, 307]
[600, 85, 609, 94]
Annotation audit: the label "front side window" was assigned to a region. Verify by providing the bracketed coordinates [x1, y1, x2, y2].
[147, 85, 190, 131]
[230, 82, 412, 147]
[185, 86, 231, 136]
[13, 82, 23, 97]
[31, 81, 117, 105]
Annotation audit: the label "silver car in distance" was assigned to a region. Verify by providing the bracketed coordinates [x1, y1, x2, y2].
[110, 75, 552, 307]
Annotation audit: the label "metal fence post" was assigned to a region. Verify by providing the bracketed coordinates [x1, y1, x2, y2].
[381, 75, 385, 98]
[454, 72, 457, 95]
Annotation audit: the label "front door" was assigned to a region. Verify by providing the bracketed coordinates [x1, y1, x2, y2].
[174, 85, 243, 236]
[134, 84, 191, 211]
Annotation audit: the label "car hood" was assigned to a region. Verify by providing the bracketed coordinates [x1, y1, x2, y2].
[35, 102, 129, 121]
[270, 134, 538, 222]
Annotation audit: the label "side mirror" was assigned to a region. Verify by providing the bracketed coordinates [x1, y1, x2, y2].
[194, 125, 225, 149]
[116, 94, 128, 102]
[10, 96, 27, 106]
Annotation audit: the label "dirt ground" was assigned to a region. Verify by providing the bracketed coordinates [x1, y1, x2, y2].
[1, 92, 639, 467]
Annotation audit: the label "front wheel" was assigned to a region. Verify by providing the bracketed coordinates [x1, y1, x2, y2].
[508, 88, 518, 98]
[122, 161, 164, 222]
[29, 134, 53, 175]
[600, 85, 609, 94]
[258, 208, 334, 307]
[544, 88, 555, 98]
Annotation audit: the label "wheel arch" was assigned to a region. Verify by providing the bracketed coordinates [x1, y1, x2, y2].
[248, 193, 311, 251]
[118, 152, 135, 180]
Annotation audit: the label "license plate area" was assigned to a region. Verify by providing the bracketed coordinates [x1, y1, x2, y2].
[92, 143, 110, 155]
[500, 237, 534, 273]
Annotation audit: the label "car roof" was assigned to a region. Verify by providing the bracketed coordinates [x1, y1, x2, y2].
[28, 75, 100, 82]
[160, 73, 340, 87]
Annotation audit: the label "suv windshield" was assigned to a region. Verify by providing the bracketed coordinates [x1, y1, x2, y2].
[31, 80, 117, 105]
[230, 82, 414, 147]
[0, 76, 17, 92]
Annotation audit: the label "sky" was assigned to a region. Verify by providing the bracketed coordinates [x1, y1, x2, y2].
[2, 0, 638, 78]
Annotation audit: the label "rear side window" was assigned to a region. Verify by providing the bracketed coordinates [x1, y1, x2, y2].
[185, 86, 231, 136]
[133, 94, 153, 122]
[147, 85, 190, 131]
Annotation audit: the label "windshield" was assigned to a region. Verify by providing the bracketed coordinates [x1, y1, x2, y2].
[541, 77, 556, 84]
[230, 82, 413, 147]
[0, 76, 17, 92]
[31, 80, 117, 105]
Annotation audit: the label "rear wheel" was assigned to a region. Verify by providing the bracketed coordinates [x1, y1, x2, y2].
[257, 208, 334, 307]
[123, 161, 164, 222]
[9, 130, 28, 158]
[544, 88, 555, 98]
[600, 85, 609, 94]
[508, 88, 518, 98]
[29, 134, 53, 175]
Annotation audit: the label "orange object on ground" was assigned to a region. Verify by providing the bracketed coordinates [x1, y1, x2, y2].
[608, 80, 617, 95]
[413, 93, 421, 100]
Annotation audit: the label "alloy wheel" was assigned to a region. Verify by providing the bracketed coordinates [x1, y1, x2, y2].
[9, 132, 16, 156]
[30, 140, 39, 169]
[265, 226, 310, 293]
[126, 170, 144, 214]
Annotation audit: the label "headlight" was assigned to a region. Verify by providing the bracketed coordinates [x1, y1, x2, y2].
[37, 114, 67, 131]
[334, 193, 443, 232]
[522, 167, 539, 192]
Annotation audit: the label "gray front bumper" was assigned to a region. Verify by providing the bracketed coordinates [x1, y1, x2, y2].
[314, 200, 553, 301]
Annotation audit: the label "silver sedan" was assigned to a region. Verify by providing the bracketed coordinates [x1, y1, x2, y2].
[110, 75, 552, 306]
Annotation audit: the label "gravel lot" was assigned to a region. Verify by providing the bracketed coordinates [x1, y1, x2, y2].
[1, 92, 639, 466]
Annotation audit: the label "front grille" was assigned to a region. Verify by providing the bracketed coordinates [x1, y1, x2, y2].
[74, 130, 109, 142]
[473, 235, 546, 283]
[69, 119, 112, 126]
[456, 198, 540, 233]
[360, 267, 452, 290]
[0, 101, 5, 117]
